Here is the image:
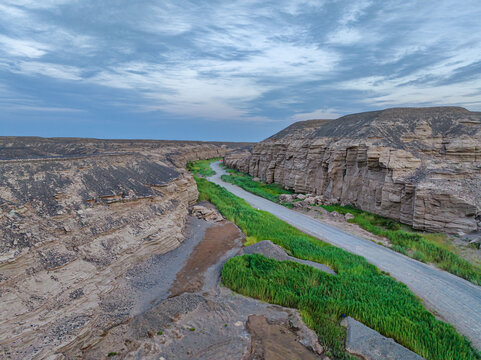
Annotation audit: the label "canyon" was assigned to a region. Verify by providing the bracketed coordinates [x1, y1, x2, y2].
[1, 107, 481, 359]
[225, 107, 481, 235]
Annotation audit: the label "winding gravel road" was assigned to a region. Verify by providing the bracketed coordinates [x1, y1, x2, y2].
[209, 161, 481, 350]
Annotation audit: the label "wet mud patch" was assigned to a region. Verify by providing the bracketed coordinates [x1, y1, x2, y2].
[246, 314, 321, 360]
[169, 221, 244, 296]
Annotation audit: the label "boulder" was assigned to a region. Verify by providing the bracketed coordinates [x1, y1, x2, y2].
[279, 194, 296, 203]
[345, 213, 355, 221]
[192, 205, 224, 222]
[304, 197, 317, 205]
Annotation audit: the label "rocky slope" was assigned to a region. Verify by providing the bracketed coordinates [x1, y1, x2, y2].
[0, 137, 248, 359]
[225, 107, 481, 235]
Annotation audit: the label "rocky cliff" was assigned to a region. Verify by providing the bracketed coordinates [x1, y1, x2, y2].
[0, 137, 248, 359]
[225, 107, 481, 235]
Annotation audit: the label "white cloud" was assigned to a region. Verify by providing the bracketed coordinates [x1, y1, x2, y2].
[1, 0, 481, 124]
[325, 1, 373, 46]
[282, 0, 325, 15]
[327, 27, 363, 45]
[135, 2, 194, 35]
[0, 2, 98, 59]
[86, 37, 339, 121]
[89, 62, 274, 121]
[341, 71, 481, 109]
[291, 108, 341, 121]
[339, 0, 372, 26]
[11, 61, 83, 80]
[0, 35, 50, 58]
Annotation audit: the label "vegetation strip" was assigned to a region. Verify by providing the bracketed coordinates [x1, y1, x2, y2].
[221, 164, 481, 286]
[220, 166, 293, 203]
[190, 159, 480, 360]
[186, 157, 221, 177]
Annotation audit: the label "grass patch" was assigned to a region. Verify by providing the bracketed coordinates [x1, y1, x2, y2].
[220, 166, 293, 203]
[320, 204, 481, 286]
[244, 236, 258, 247]
[193, 174, 480, 360]
[186, 157, 221, 177]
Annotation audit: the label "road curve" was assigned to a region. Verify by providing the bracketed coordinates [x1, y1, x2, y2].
[208, 161, 481, 350]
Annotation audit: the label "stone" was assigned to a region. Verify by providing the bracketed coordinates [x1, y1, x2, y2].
[313, 196, 324, 205]
[345, 213, 355, 220]
[469, 237, 481, 247]
[192, 205, 223, 222]
[304, 197, 317, 205]
[341, 316, 424, 360]
[225, 107, 481, 235]
[279, 194, 296, 203]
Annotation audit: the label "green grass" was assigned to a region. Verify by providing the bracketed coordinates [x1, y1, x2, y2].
[320, 204, 481, 286]
[193, 174, 480, 360]
[220, 167, 293, 203]
[186, 157, 221, 177]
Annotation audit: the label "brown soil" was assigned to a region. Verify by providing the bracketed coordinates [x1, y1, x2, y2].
[169, 221, 244, 296]
[246, 315, 321, 360]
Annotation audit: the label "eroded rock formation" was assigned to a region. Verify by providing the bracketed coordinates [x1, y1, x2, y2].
[225, 107, 481, 234]
[0, 137, 248, 359]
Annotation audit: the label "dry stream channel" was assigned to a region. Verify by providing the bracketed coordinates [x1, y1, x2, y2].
[81, 210, 326, 359]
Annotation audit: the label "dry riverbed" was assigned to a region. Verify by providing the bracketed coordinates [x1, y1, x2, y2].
[71, 212, 326, 359]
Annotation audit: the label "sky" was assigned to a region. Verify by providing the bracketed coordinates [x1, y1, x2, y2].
[1, 0, 481, 142]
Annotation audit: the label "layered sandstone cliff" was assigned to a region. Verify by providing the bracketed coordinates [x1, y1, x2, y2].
[225, 107, 481, 235]
[0, 137, 247, 359]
